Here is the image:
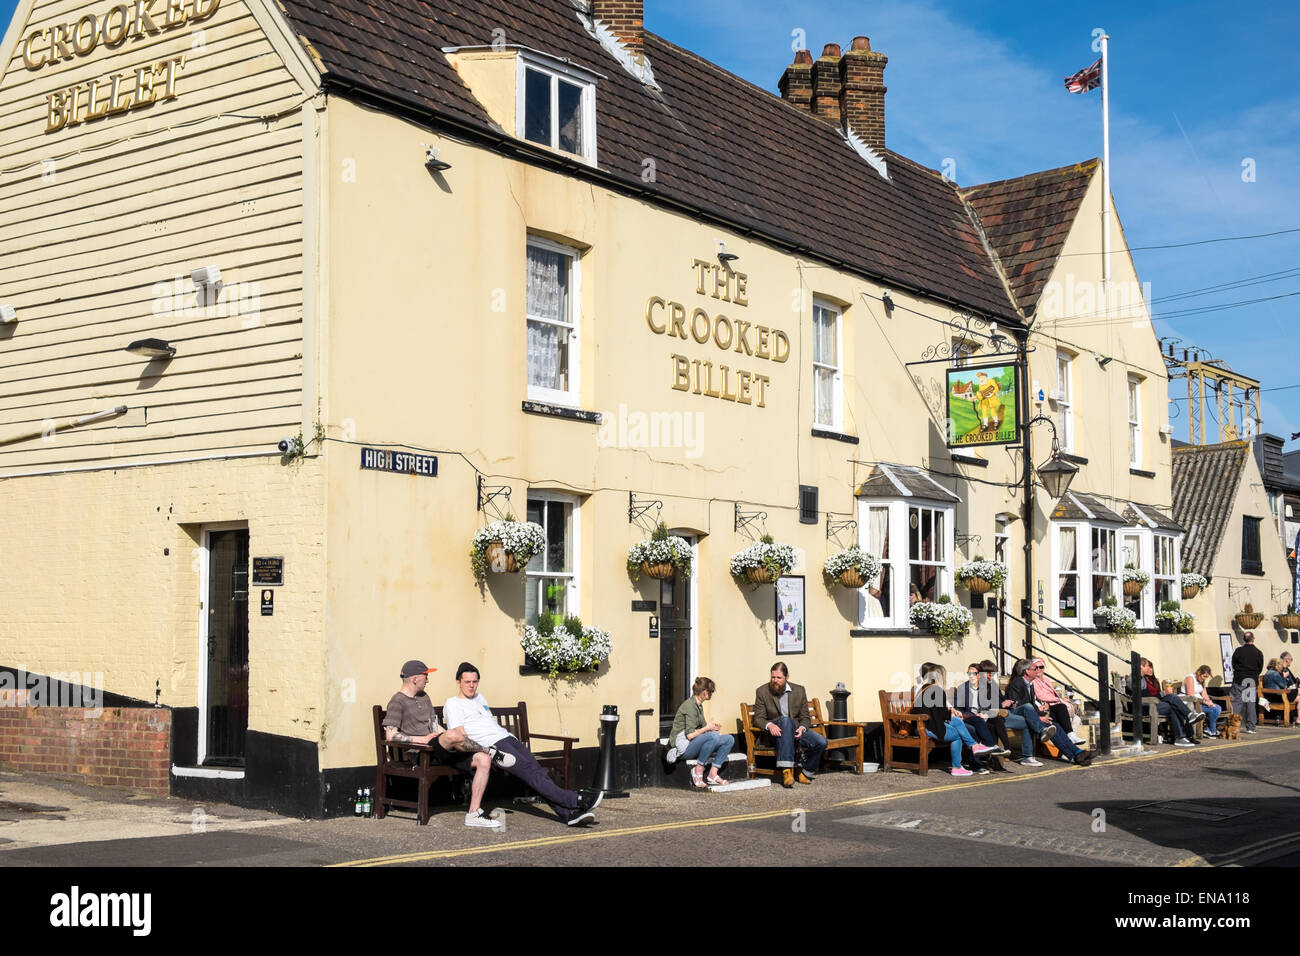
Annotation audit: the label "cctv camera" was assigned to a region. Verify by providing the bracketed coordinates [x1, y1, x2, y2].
[277, 436, 301, 455]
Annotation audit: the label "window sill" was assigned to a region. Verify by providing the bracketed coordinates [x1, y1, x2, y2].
[1062, 453, 1089, 465]
[1240, 567, 1265, 577]
[522, 401, 602, 424]
[811, 427, 859, 445]
[850, 627, 922, 637]
[1129, 468, 1155, 479]
[519, 660, 604, 677]
[950, 453, 988, 468]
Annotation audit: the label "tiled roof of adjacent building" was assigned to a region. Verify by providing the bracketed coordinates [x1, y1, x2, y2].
[276, 0, 1042, 321]
[959, 160, 1099, 317]
[855, 463, 961, 502]
[1171, 442, 1251, 577]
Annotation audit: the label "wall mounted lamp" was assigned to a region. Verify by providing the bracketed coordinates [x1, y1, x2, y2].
[881, 289, 895, 314]
[716, 241, 739, 265]
[0, 304, 15, 324]
[1095, 353, 1114, 368]
[126, 338, 176, 358]
[1022, 414, 1078, 499]
[424, 147, 452, 172]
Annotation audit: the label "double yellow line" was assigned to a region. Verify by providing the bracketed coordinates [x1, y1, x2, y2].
[332, 734, 1294, 867]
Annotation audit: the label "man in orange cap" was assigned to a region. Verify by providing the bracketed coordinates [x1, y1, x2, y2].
[383, 659, 515, 829]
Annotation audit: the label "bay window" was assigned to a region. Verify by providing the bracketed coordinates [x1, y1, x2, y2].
[857, 497, 955, 628]
[1154, 534, 1178, 607]
[1091, 526, 1118, 609]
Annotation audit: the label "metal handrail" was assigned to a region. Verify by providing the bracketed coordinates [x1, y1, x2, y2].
[1021, 604, 1119, 657]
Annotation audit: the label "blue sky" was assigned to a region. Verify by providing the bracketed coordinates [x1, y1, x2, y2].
[4, 0, 1296, 441]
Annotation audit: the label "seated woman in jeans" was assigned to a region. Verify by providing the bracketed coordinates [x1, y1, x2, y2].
[1183, 665, 1222, 737]
[912, 663, 997, 777]
[668, 676, 734, 787]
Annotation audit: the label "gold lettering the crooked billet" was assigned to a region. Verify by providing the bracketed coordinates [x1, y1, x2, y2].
[45, 54, 186, 133]
[24, 0, 220, 71]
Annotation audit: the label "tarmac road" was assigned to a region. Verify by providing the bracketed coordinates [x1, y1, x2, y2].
[4, 728, 1300, 869]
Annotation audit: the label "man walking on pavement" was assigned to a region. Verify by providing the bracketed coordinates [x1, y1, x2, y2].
[1231, 632, 1265, 734]
[443, 662, 602, 826]
[752, 662, 827, 787]
[383, 660, 514, 830]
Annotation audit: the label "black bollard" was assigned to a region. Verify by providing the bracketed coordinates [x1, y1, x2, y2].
[592, 704, 630, 798]
[826, 682, 852, 763]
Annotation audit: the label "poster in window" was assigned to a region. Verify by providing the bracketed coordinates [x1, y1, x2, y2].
[775, 576, 806, 654]
[946, 362, 1020, 448]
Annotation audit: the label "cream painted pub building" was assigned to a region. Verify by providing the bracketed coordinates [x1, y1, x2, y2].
[0, 0, 1191, 813]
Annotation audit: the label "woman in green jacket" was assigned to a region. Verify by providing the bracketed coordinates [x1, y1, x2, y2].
[669, 677, 734, 787]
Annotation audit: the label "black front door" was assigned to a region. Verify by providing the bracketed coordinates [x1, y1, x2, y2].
[205, 529, 249, 766]
[659, 565, 692, 736]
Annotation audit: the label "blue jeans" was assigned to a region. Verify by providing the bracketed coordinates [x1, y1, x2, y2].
[682, 731, 734, 769]
[963, 715, 997, 747]
[926, 717, 976, 767]
[1155, 694, 1192, 740]
[1004, 704, 1048, 758]
[1200, 702, 1221, 734]
[769, 717, 827, 774]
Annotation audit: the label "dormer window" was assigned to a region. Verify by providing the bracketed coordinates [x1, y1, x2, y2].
[517, 55, 597, 164]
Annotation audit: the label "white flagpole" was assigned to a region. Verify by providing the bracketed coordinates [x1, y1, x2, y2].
[1101, 33, 1111, 294]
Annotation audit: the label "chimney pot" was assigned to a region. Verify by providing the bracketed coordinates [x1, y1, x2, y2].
[840, 36, 888, 150]
[821, 43, 841, 58]
[794, 49, 813, 65]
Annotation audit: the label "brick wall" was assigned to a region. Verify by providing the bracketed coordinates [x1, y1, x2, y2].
[0, 700, 171, 796]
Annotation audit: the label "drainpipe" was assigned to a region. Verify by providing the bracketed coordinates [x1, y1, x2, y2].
[1019, 329, 1034, 660]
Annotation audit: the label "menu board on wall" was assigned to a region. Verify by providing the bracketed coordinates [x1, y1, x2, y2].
[775, 575, 806, 655]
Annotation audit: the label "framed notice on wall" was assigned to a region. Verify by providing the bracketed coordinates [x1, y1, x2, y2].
[1220, 632, 1235, 683]
[775, 575, 806, 655]
[946, 362, 1020, 448]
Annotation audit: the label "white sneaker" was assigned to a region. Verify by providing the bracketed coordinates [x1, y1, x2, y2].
[486, 745, 516, 769]
[464, 809, 502, 829]
[1068, 732, 1086, 744]
[1019, 757, 1043, 767]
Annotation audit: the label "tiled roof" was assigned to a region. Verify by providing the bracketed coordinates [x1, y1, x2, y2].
[1171, 442, 1251, 577]
[959, 160, 1099, 316]
[855, 464, 961, 502]
[1121, 501, 1184, 534]
[275, 0, 1027, 320]
[1051, 491, 1126, 524]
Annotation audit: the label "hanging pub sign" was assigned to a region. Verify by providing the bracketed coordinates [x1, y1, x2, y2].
[945, 363, 1020, 448]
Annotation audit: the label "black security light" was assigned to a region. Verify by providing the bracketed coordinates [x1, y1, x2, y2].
[716, 241, 739, 265]
[425, 147, 452, 172]
[125, 338, 176, 359]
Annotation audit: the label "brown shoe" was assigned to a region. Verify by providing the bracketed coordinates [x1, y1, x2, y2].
[781, 769, 794, 788]
[796, 771, 813, 785]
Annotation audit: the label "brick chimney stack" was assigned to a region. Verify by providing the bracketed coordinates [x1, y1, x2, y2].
[592, 0, 643, 56]
[839, 35, 887, 149]
[811, 43, 843, 124]
[778, 49, 814, 112]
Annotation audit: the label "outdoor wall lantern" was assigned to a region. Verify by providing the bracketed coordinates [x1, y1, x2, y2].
[125, 338, 177, 359]
[881, 289, 895, 315]
[1023, 414, 1078, 499]
[424, 147, 452, 172]
[0, 304, 15, 324]
[716, 241, 739, 265]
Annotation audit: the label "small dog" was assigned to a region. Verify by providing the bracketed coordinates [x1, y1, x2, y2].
[1222, 713, 1242, 741]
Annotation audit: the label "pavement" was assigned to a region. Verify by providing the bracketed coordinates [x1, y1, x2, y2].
[4, 726, 1300, 868]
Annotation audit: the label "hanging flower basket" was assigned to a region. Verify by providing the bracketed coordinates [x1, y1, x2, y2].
[956, 558, 1007, 596]
[730, 535, 796, 587]
[1275, 614, 1300, 630]
[1180, 573, 1208, 600]
[470, 518, 546, 581]
[1122, 566, 1150, 597]
[823, 547, 881, 591]
[627, 523, 693, 582]
[1235, 604, 1264, 629]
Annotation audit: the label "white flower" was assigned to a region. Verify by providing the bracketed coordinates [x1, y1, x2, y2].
[730, 540, 797, 578]
[520, 620, 612, 676]
[909, 600, 973, 643]
[627, 535, 694, 578]
[824, 547, 882, 582]
[1094, 604, 1138, 633]
[956, 559, 1008, 590]
[1180, 572, 1208, 590]
[1122, 567, 1151, 585]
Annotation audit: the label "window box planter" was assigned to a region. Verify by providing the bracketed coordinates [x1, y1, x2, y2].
[520, 614, 611, 678]
[908, 598, 973, 651]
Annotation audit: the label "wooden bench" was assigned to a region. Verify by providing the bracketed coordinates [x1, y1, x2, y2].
[879, 690, 942, 774]
[1259, 679, 1296, 727]
[372, 701, 578, 825]
[1111, 684, 1203, 744]
[739, 699, 865, 778]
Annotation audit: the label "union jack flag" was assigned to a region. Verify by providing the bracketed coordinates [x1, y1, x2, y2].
[1064, 59, 1102, 93]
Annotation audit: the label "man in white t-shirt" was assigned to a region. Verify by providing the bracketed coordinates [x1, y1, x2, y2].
[444, 662, 601, 826]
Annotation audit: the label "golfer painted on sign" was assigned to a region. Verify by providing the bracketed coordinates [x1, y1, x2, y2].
[975, 371, 1002, 431]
